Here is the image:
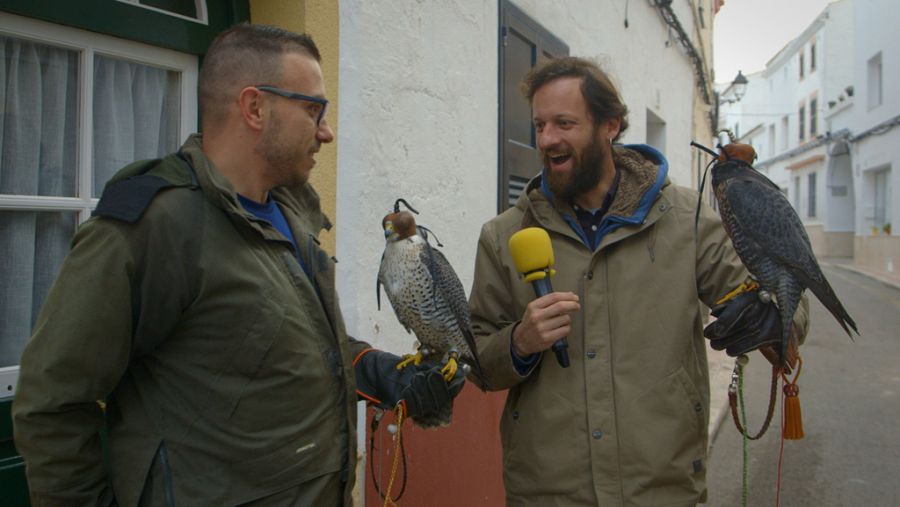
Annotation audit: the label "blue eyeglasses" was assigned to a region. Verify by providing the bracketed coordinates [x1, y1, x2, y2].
[256, 85, 329, 126]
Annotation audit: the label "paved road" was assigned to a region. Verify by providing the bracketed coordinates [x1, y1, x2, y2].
[705, 265, 900, 506]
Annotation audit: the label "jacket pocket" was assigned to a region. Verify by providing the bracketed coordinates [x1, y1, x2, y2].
[501, 386, 587, 496]
[621, 366, 706, 497]
[213, 293, 286, 420]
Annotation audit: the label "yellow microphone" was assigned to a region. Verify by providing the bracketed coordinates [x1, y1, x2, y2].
[508, 227, 570, 368]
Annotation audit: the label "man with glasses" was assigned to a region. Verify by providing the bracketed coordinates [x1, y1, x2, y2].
[13, 23, 462, 506]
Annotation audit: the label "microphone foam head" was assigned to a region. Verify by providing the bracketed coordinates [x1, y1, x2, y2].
[508, 227, 554, 280]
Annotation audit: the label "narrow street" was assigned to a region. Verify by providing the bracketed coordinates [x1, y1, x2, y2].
[705, 265, 900, 506]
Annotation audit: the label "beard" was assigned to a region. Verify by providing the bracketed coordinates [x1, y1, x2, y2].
[256, 110, 310, 187]
[546, 127, 609, 202]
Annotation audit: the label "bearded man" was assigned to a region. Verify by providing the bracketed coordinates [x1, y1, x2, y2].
[468, 57, 808, 506]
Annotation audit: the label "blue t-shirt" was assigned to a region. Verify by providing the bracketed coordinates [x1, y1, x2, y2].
[238, 193, 308, 274]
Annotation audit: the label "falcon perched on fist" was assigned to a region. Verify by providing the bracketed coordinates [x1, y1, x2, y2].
[708, 142, 858, 366]
[377, 200, 488, 405]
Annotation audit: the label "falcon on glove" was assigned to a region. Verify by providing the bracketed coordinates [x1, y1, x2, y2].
[353, 348, 465, 428]
[703, 285, 799, 371]
[705, 142, 858, 368]
[377, 199, 488, 389]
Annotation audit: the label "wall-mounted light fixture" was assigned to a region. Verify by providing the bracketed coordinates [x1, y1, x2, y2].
[713, 70, 749, 136]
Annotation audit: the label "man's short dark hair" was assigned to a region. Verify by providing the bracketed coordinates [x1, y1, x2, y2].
[522, 57, 630, 141]
[199, 23, 321, 131]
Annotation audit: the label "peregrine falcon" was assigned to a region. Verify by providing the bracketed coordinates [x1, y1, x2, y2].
[377, 200, 487, 390]
[709, 143, 858, 364]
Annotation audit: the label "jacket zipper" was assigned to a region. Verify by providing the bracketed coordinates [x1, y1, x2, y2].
[158, 441, 176, 507]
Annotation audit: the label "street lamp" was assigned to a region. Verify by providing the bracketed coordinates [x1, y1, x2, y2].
[713, 70, 749, 137]
[723, 70, 748, 103]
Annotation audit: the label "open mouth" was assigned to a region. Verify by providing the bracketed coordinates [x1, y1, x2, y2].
[549, 153, 572, 169]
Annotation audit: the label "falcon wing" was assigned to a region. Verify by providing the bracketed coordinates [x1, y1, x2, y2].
[722, 174, 817, 274]
[723, 174, 858, 337]
[420, 240, 490, 387]
[419, 242, 471, 332]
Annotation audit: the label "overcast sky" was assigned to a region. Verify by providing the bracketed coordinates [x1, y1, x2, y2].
[713, 0, 835, 84]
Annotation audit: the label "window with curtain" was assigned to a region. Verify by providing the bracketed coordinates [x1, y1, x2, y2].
[0, 15, 197, 373]
[92, 53, 182, 195]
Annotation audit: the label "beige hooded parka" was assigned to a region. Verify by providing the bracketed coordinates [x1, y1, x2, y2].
[469, 145, 807, 506]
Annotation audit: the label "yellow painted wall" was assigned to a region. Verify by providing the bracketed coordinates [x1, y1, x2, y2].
[250, 0, 339, 255]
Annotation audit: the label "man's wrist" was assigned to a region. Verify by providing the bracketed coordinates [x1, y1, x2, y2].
[511, 322, 531, 357]
[510, 323, 539, 375]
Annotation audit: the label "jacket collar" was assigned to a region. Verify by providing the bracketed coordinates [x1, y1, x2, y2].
[518, 143, 670, 248]
[178, 134, 333, 239]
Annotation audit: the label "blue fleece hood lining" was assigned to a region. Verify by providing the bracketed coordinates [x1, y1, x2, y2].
[538, 143, 669, 248]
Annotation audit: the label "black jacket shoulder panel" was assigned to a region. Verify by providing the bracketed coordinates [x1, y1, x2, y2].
[92, 174, 177, 223]
[92, 154, 197, 223]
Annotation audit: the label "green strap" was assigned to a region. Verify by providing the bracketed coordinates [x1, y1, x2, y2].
[738, 359, 749, 507]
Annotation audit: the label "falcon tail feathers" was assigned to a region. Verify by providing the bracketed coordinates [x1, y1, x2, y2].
[462, 328, 491, 391]
[790, 266, 858, 339]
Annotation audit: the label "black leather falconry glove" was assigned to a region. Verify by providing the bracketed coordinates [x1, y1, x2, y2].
[353, 349, 465, 427]
[704, 288, 797, 372]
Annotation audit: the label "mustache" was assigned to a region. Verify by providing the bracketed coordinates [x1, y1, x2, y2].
[544, 141, 607, 201]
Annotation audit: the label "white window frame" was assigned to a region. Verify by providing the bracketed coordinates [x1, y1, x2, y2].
[115, 0, 209, 25]
[0, 12, 198, 393]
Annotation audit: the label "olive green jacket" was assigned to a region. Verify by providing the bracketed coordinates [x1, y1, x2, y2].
[13, 135, 367, 506]
[469, 145, 808, 507]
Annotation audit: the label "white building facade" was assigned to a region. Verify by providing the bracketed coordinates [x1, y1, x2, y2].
[717, 0, 898, 273]
[840, 0, 899, 272]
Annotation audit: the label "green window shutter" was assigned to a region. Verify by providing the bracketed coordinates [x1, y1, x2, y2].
[498, 1, 568, 212]
[0, 0, 250, 54]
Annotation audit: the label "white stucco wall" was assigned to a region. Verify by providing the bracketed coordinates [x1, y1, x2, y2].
[511, 1, 698, 185]
[336, 0, 499, 355]
[851, 0, 899, 130]
[849, 0, 899, 235]
[820, 0, 854, 111]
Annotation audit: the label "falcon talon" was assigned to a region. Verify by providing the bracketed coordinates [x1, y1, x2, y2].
[395, 351, 424, 371]
[440, 356, 459, 383]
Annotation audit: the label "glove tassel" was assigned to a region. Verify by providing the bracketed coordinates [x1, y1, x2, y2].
[781, 356, 804, 440]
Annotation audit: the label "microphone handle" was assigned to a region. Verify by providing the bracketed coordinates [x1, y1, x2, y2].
[530, 277, 570, 368]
